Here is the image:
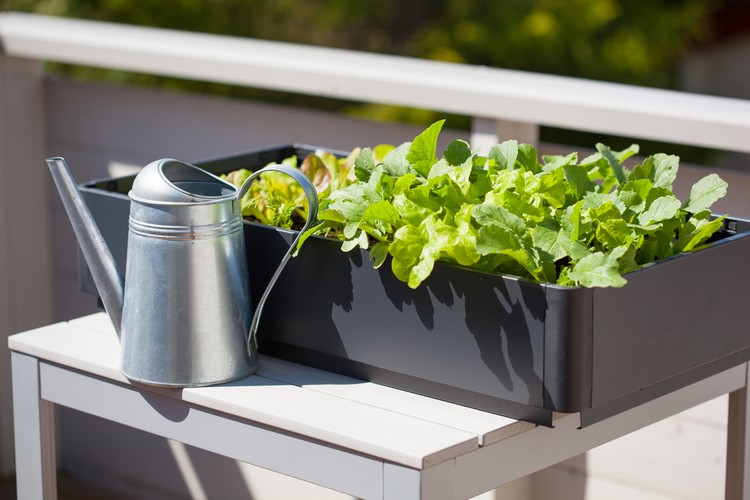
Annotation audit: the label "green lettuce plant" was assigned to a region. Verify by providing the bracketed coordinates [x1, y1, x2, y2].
[310, 120, 728, 288]
[223, 148, 359, 228]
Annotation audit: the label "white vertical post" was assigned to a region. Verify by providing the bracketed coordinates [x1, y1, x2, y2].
[726, 362, 750, 500]
[0, 53, 55, 476]
[11, 352, 57, 499]
[383, 463, 422, 499]
[470, 117, 540, 154]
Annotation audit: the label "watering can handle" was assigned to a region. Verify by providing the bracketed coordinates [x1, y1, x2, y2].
[239, 164, 319, 350]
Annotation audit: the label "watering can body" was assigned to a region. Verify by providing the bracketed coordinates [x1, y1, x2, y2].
[122, 185, 255, 386]
[47, 157, 317, 387]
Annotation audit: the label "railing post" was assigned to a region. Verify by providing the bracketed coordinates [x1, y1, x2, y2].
[470, 117, 540, 153]
[0, 52, 55, 477]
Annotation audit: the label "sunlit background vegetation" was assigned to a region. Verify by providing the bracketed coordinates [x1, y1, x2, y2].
[0, 0, 744, 162]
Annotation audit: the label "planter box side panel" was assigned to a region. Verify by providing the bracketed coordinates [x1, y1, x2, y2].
[78, 188, 130, 294]
[249, 227, 548, 409]
[589, 227, 750, 418]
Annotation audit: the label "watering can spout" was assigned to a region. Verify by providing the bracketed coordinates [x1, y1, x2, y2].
[47, 157, 124, 336]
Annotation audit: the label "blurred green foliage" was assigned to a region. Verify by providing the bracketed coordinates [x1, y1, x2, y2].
[2, 0, 724, 84]
[0, 0, 733, 156]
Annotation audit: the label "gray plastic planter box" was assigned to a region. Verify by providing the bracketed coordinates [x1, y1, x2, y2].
[78, 145, 750, 426]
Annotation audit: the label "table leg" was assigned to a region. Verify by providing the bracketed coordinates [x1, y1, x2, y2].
[726, 362, 750, 500]
[383, 461, 457, 499]
[383, 463, 422, 499]
[11, 352, 57, 500]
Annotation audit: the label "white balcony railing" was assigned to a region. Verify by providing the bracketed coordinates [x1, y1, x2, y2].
[2, 11, 750, 498]
[2, 12, 750, 153]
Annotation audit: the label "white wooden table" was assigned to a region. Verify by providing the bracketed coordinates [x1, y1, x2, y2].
[9, 313, 750, 499]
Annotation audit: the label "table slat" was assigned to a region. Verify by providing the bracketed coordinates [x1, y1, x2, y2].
[258, 356, 532, 446]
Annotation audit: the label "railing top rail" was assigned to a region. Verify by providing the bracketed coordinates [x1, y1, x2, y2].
[2, 12, 750, 153]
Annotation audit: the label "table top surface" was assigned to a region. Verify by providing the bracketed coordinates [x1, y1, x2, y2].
[8, 313, 536, 470]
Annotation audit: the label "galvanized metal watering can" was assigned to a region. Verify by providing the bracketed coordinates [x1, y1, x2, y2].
[47, 157, 318, 387]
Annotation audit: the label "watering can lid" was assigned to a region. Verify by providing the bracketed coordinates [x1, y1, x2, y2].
[130, 158, 238, 203]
